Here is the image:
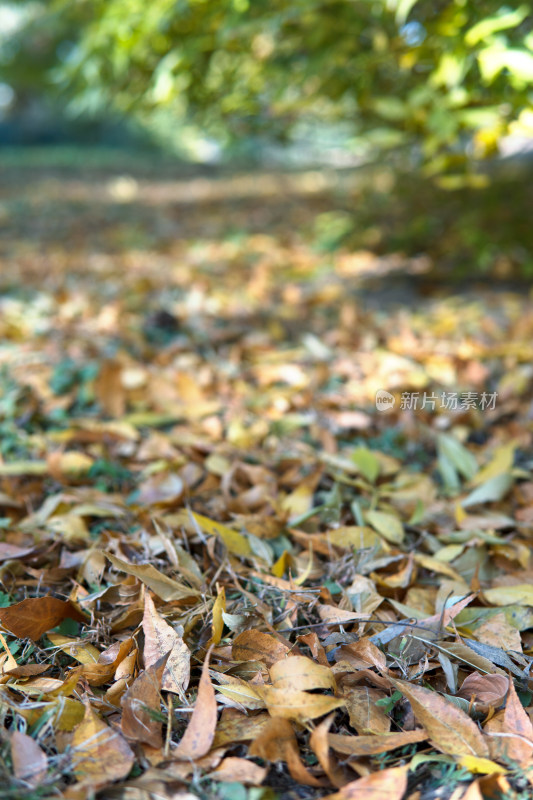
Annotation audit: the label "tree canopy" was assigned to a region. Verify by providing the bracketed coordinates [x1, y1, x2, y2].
[44, 0, 533, 178]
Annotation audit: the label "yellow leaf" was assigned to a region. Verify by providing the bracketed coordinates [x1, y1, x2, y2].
[189, 512, 252, 557]
[366, 510, 404, 543]
[210, 586, 226, 646]
[104, 551, 200, 601]
[72, 702, 134, 783]
[391, 678, 488, 757]
[48, 634, 100, 665]
[456, 755, 507, 775]
[484, 585, 533, 607]
[470, 441, 517, 486]
[256, 685, 344, 722]
[269, 656, 336, 693]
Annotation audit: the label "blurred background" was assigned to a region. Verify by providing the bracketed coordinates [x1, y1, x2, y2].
[1, 0, 533, 281]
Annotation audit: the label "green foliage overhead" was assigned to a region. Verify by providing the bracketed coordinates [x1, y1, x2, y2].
[10, 1, 533, 176]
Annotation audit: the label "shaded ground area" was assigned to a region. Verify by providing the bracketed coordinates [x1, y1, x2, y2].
[0, 152, 533, 800]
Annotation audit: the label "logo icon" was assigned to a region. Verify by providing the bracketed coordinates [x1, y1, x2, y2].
[376, 390, 395, 412]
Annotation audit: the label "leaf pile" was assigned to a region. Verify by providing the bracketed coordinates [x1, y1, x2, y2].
[0, 160, 533, 799]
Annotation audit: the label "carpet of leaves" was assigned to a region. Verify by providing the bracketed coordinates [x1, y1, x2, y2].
[1, 157, 533, 800]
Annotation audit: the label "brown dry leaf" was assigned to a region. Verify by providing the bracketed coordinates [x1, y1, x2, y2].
[249, 716, 325, 787]
[232, 630, 290, 666]
[474, 612, 523, 652]
[142, 593, 190, 695]
[269, 655, 336, 692]
[343, 686, 391, 734]
[82, 638, 134, 687]
[256, 684, 344, 722]
[485, 680, 533, 767]
[173, 646, 217, 760]
[104, 552, 200, 601]
[72, 701, 134, 784]
[11, 730, 48, 788]
[339, 639, 388, 672]
[392, 679, 489, 757]
[209, 757, 267, 785]
[317, 605, 368, 625]
[121, 653, 169, 748]
[0, 596, 86, 640]
[310, 713, 349, 788]
[212, 710, 271, 748]
[458, 673, 509, 706]
[94, 359, 126, 417]
[329, 729, 427, 756]
[323, 765, 408, 800]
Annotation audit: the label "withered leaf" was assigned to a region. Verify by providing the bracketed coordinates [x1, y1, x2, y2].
[121, 653, 169, 747]
[73, 701, 134, 784]
[173, 646, 217, 760]
[142, 593, 190, 695]
[324, 765, 408, 800]
[392, 678, 489, 757]
[0, 596, 86, 640]
[232, 630, 290, 666]
[104, 552, 200, 601]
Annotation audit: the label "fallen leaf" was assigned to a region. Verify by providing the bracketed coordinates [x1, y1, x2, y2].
[0, 596, 86, 640]
[232, 630, 290, 666]
[391, 678, 489, 757]
[249, 716, 325, 787]
[104, 552, 199, 601]
[256, 684, 344, 722]
[209, 757, 267, 785]
[142, 593, 190, 695]
[458, 673, 509, 706]
[323, 765, 408, 800]
[366, 510, 404, 543]
[72, 701, 134, 784]
[173, 646, 217, 760]
[310, 713, 348, 788]
[121, 653, 169, 747]
[328, 729, 428, 756]
[11, 730, 48, 788]
[269, 655, 336, 692]
[483, 585, 533, 606]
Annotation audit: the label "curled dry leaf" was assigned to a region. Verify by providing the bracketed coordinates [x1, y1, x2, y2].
[458, 672, 509, 706]
[392, 678, 489, 757]
[0, 596, 86, 640]
[173, 646, 217, 760]
[142, 593, 190, 695]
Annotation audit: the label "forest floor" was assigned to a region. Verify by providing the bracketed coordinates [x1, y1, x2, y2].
[0, 150, 533, 800]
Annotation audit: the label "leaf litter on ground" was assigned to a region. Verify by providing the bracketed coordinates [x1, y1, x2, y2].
[0, 159, 533, 799]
